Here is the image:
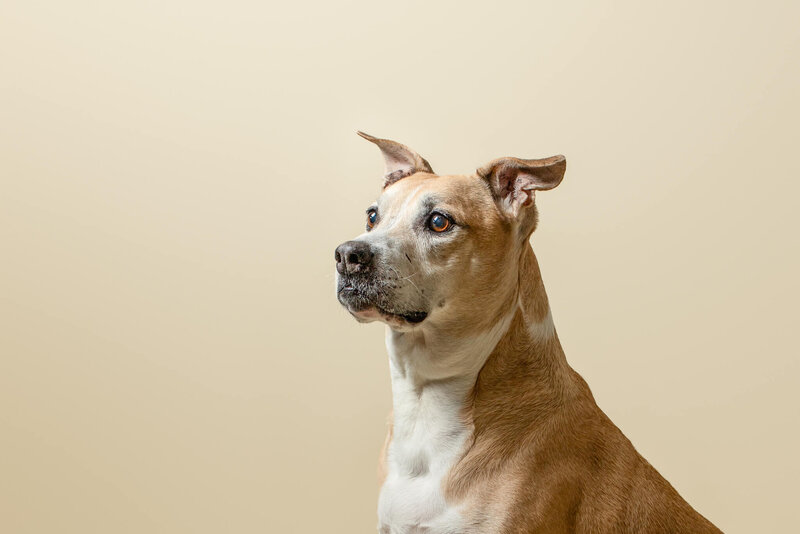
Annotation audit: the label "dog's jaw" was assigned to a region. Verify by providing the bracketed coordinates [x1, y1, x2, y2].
[337, 282, 429, 328]
[345, 303, 427, 328]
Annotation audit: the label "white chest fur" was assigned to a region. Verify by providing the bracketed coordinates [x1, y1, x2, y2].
[377, 370, 471, 534]
[377, 315, 515, 534]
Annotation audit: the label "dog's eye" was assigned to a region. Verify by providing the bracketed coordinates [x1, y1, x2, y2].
[366, 209, 378, 230]
[428, 213, 452, 233]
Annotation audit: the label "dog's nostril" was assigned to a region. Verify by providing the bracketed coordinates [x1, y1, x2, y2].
[336, 240, 373, 269]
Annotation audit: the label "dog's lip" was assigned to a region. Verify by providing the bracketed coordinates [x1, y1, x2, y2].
[351, 305, 428, 325]
[396, 310, 428, 323]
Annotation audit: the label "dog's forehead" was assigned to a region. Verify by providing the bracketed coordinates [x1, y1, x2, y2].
[377, 173, 495, 216]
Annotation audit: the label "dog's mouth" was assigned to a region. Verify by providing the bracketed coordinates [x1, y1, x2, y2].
[337, 282, 428, 325]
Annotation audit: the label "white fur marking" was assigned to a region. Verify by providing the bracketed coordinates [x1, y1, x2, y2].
[527, 307, 555, 341]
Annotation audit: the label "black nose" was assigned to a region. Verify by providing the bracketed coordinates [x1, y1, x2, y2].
[335, 240, 374, 274]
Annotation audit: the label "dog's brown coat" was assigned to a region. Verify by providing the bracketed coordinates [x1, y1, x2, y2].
[446, 247, 720, 533]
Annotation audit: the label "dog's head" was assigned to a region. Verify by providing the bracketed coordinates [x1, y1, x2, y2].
[335, 132, 565, 334]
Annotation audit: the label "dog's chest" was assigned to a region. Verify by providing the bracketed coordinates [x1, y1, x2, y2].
[377, 378, 472, 534]
[378, 467, 462, 534]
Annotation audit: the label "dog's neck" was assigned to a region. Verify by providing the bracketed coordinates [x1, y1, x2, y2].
[383, 245, 578, 476]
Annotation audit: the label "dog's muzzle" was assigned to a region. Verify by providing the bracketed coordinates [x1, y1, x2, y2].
[334, 241, 428, 324]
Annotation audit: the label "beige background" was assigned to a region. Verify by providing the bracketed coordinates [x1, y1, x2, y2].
[1, 1, 798, 532]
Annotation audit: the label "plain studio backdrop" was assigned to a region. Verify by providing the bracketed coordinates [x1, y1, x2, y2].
[1, 1, 798, 532]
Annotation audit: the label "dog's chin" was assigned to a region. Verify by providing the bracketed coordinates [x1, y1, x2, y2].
[338, 289, 428, 328]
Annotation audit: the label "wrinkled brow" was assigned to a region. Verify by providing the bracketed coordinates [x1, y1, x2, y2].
[378, 191, 439, 215]
[416, 195, 439, 215]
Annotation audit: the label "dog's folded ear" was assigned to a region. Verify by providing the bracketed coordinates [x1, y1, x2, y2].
[357, 131, 434, 188]
[477, 155, 566, 217]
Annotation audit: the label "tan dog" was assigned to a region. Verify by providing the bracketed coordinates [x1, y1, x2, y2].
[335, 132, 722, 534]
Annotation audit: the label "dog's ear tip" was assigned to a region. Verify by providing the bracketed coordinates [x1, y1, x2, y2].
[358, 132, 434, 185]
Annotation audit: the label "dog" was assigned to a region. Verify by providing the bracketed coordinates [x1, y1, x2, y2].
[335, 132, 722, 534]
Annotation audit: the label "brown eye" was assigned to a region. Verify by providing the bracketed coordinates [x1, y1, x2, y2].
[428, 213, 451, 232]
[366, 209, 378, 229]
